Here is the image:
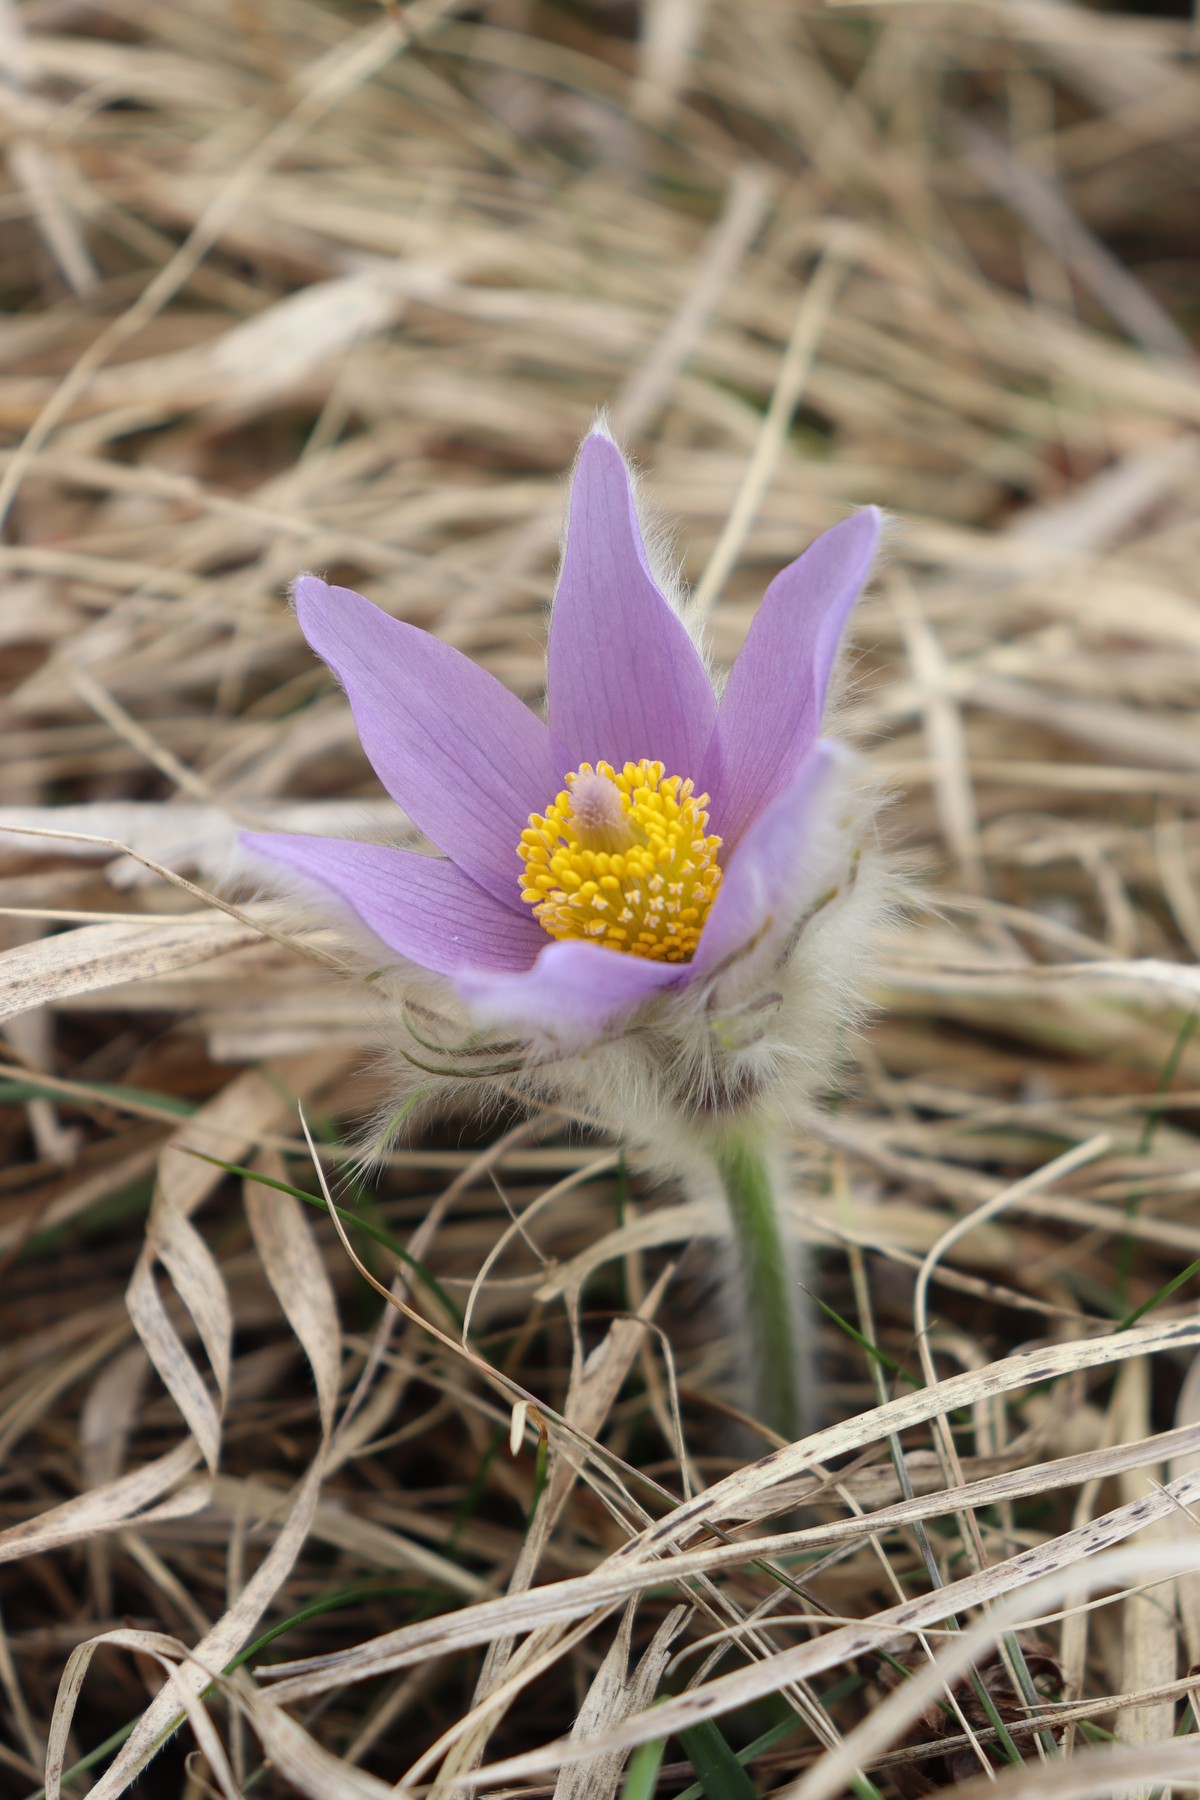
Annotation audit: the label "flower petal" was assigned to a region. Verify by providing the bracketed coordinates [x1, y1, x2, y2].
[692, 742, 844, 976]
[240, 832, 545, 973]
[454, 937, 681, 1047]
[700, 508, 880, 845]
[295, 576, 565, 911]
[547, 435, 717, 776]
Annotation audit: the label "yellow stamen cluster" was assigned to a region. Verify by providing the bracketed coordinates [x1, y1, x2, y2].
[519, 759, 723, 962]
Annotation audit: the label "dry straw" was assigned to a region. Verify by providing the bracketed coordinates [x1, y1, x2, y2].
[1, 1, 1199, 1797]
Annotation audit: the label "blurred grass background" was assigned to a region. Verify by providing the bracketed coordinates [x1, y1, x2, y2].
[1, 1, 1200, 1795]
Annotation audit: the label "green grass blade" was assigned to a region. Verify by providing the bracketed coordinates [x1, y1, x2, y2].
[802, 1285, 921, 1388]
[674, 1717, 803, 1800]
[678, 1721, 759, 1800]
[1116, 1252, 1200, 1331]
[622, 1737, 667, 1799]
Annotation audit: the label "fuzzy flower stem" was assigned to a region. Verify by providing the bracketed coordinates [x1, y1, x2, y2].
[715, 1134, 804, 1442]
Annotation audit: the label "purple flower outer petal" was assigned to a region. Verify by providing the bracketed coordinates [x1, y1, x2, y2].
[454, 937, 682, 1047]
[547, 436, 717, 777]
[691, 742, 844, 977]
[295, 577, 566, 912]
[700, 508, 880, 847]
[240, 832, 545, 974]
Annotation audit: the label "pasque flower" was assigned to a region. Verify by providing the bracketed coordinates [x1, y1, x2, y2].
[243, 433, 886, 1434]
[244, 434, 880, 1103]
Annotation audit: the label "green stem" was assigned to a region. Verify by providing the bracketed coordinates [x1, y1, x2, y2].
[714, 1134, 804, 1441]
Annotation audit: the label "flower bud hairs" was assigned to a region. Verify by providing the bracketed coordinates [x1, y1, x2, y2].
[241, 430, 890, 1440]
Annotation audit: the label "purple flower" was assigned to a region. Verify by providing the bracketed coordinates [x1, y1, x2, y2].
[242, 435, 880, 1068]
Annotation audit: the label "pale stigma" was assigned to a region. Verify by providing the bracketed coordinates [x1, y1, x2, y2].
[565, 768, 634, 853]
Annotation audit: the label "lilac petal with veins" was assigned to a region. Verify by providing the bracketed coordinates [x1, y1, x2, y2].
[691, 742, 844, 978]
[241, 832, 545, 973]
[548, 436, 717, 776]
[295, 577, 566, 911]
[454, 936, 682, 1047]
[700, 508, 880, 847]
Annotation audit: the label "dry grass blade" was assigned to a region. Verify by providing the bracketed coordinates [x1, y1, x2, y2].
[262, 1318, 1200, 1705]
[437, 1266, 674, 1792]
[931, 1736, 1200, 1800]
[47, 1091, 347, 1798]
[0, 915, 260, 1025]
[0, 1441, 206, 1568]
[430, 1540, 1200, 1791]
[779, 1540, 1200, 1800]
[44, 1630, 235, 1800]
[1170, 1353, 1200, 1669]
[1108, 1360, 1178, 1795]
[550, 1602, 688, 1800]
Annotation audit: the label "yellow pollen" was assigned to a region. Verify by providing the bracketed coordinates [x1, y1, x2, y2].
[518, 760, 723, 963]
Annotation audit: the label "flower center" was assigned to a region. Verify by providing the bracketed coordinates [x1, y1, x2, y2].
[518, 760, 723, 961]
